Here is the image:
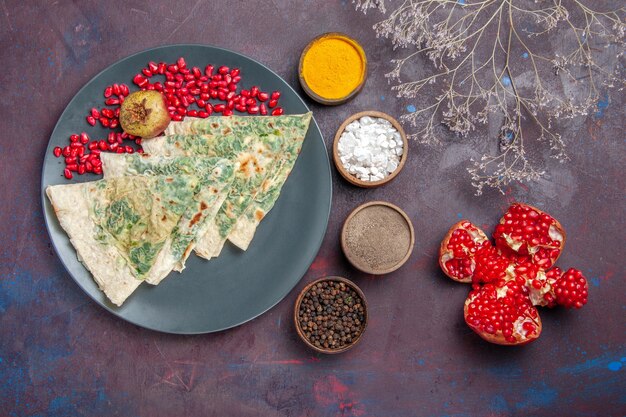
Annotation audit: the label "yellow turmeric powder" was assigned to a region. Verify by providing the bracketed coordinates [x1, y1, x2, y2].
[301, 34, 366, 100]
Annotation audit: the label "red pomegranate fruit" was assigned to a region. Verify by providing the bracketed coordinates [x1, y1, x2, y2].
[439, 203, 588, 346]
[439, 221, 489, 283]
[464, 280, 542, 345]
[493, 203, 565, 269]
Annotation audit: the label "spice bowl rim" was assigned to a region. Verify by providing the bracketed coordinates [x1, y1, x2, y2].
[298, 32, 368, 106]
[341, 200, 415, 275]
[293, 276, 368, 355]
[333, 110, 408, 188]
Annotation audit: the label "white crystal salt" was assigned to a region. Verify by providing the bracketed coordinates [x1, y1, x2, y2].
[337, 116, 403, 182]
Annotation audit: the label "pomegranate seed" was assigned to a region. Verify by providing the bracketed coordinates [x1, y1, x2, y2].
[66, 163, 78, 172]
[65, 156, 76, 164]
[133, 74, 148, 88]
[218, 65, 229, 75]
[88, 142, 98, 150]
[223, 109, 233, 116]
[198, 111, 209, 118]
[268, 99, 278, 108]
[271, 107, 284, 116]
[120, 84, 130, 96]
[91, 108, 100, 119]
[260, 103, 268, 115]
[145, 84, 155, 91]
[98, 140, 108, 151]
[205, 103, 213, 115]
[111, 84, 120, 96]
[53, 147, 62, 157]
[247, 106, 259, 114]
[86, 116, 96, 126]
[177, 57, 187, 69]
[230, 68, 240, 77]
[232, 75, 241, 84]
[105, 98, 119, 106]
[125, 146, 134, 153]
[192, 67, 202, 78]
[214, 104, 226, 112]
[172, 114, 183, 121]
[70, 134, 79, 143]
[148, 61, 158, 73]
[257, 92, 269, 102]
[70, 141, 83, 149]
[227, 99, 235, 109]
[184, 74, 195, 82]
[77, 165, 86, 175]
[167, 64, 179, 73]
[93, 165, 103, 175]
[227, 83, 237, 91]
[271, 91, 281, 100]
[188, 110, 198, 117]
[241, 89, 250, 97]
[142, 68, 153, 77]
[250, 86, 259, 98]
[104, 86, 113, 98]
[109, 142, 118, 151]
[204, 65, 214, 77]
[135, 138, 142, 145]
[235, 104, 246, 112]
[101, 117, 110, 127]
[110, 119, 119, 129]
[245, 98, 256, 106]
[197, 99, 206, 108]
[64, 169, 72, 179]
[177, 107, 187, 116]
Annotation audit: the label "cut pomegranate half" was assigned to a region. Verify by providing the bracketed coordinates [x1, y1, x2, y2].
[493, 203, 566, 269]
[464, 281, 542, 345]
[439, 221, 489, 283]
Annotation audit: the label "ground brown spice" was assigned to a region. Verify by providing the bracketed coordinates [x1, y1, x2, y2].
[344, 205, 411, 271]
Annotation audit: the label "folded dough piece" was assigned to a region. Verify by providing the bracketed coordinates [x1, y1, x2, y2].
[100, 153, 236, 271]
[46, 173, 229, 305]
[149, 113, 311, 255]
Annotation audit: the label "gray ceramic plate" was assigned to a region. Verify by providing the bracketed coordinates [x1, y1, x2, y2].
[41, 44, 332, 334]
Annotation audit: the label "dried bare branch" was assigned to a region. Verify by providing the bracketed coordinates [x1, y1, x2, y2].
[354, 0, 625, 194]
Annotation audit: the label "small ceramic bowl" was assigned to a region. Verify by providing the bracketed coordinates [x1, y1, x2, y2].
[298, 32, 368, 105]
[294, 276, 368, 354]
[333, 110, 408, 188]
[341, 201, 415, 275]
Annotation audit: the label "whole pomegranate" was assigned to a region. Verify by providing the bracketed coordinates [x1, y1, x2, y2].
[439, 203, 588, 346]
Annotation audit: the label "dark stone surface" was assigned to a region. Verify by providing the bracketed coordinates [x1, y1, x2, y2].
[0, 1, 624, 416]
